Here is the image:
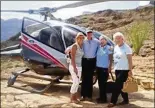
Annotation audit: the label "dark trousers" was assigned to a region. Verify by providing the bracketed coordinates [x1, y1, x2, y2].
[111, 70, 129, 104]
[81, 58, 96, 98]
[96, 67, 109, 101]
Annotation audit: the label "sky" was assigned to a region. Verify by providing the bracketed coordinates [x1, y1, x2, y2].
[1, 1, 150, 21]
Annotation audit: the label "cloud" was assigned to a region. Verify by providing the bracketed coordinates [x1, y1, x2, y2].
[139, 1, 150, 6]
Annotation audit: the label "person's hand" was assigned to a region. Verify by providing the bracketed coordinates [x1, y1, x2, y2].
[108, 67, 111, 73]
[65, 48, 71, 54]
[74, 67, 79, 78]
[128, 70, 133, 77]
[109, 46, 114, 51]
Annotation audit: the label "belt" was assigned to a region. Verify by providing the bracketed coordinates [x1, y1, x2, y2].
[83, 57, 96, 60]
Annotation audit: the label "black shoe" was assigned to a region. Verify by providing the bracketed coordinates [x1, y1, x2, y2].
[85, 97, 93, 102]
[80, 97, 86, 101]
[96, 98, 107, 103]
[118, 101, 129, 105]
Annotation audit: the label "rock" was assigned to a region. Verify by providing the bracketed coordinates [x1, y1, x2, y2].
[143, 45, 151, 49]
[95, 17, 107, 23]
[1, 100, 13, 108]
[143, 40, 154, 46]
[1, 95, 5, 101]
[140, 80, 153, 89]
[150, 83, 155, 90]
[146, 48, 152, 53]
[6, 95, 15, 102]
[139, 47, 147, 57]
[112, 14, 122, 20]
[61, 103, 72, 108]
[151, 46, 154, 50]
[12, 101, 26, 108]
[138, 45, 153, 57]
[67, 17, 77, 23]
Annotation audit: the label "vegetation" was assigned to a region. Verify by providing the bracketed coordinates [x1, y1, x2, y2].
[125, 21, 152, 54]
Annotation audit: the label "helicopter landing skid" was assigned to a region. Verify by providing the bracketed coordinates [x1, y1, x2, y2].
[7, 68, 61, 94]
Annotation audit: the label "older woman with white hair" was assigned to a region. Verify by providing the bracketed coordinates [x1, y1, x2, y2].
[96, 35, 113, 103]
[108, 32, 133, 107]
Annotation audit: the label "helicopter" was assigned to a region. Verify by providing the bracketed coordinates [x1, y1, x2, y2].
[1, 1, 115, 93]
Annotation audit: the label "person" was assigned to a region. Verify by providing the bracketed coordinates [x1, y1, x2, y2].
[68, 32, 85, 103]
[108, 32, 133, 107]
[80, 30, 100, 101]
[96, 35, 113, 103]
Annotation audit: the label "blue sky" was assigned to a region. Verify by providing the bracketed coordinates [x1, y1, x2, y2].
[1, 1, 150, 20]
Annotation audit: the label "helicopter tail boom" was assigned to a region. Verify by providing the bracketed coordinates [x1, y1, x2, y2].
[1, 48, 22, 60]
[1, 44, 20, 52]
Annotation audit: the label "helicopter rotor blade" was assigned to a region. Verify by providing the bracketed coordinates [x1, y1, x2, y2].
[1, 10, 40, 14]
[56, 0, 106, 10]
[1, 1, 107, 15]
[1, 10, 29, 13]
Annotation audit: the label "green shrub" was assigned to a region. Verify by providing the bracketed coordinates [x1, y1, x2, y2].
[125, 22, 151, 54]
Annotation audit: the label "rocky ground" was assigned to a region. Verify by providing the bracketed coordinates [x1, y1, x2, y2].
[1, 55, 154, 108]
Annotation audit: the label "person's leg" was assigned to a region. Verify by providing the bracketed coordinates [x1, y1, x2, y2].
[96, 68, 109, 102]
[96, 67, 102, 99]
[102, 69, 109, 102]
[87, 59, 95, 99]
[69, 65, 79, 102]
[120, 71, 129, 104]
[75, 68, 82, 100]
[110, 70, 129, 105]
[110, 70, 124, 104]
[121, 92, 129, 102]
[81, 58, 88, 99]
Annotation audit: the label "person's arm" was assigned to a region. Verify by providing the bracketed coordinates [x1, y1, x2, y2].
[108, 46, 113, 73]
[127, 54, 133, 76]
[65, 45, 72, 54]
[108, 54, 113, 73]
[95, 40, 100, 55]
[71, 44, 78, 74]
[126, 45, 133, 76]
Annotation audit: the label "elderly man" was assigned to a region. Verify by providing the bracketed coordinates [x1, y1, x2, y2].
[80, 30, 100, 101]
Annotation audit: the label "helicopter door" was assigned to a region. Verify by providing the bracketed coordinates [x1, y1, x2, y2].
[62, 27, 79, 48]
[21, 17, 67, 68]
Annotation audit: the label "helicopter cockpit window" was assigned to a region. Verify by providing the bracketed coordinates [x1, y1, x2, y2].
[63, 27, 79, 48]
[23, 18, 48, 39]
[22, 18, 65, 53]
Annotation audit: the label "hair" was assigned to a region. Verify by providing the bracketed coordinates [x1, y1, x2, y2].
[99, 35, 107, 41]
[75, 32, 85, 43]
[113, 32, 125, 40]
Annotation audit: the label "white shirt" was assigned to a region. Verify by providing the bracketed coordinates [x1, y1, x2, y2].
[113, 43, 132, 70]
[68, 43, 84, 67]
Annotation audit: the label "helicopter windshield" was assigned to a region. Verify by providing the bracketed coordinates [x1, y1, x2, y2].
[22, 18, 65, 53]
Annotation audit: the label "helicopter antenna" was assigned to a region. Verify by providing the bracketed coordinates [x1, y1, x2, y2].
[44, 12, 48, 21]
[48, 12, 56, 20]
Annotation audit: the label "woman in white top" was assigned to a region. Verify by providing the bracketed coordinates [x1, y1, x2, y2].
[68, 32, 85, 103]
[108, 32, 133, 107]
